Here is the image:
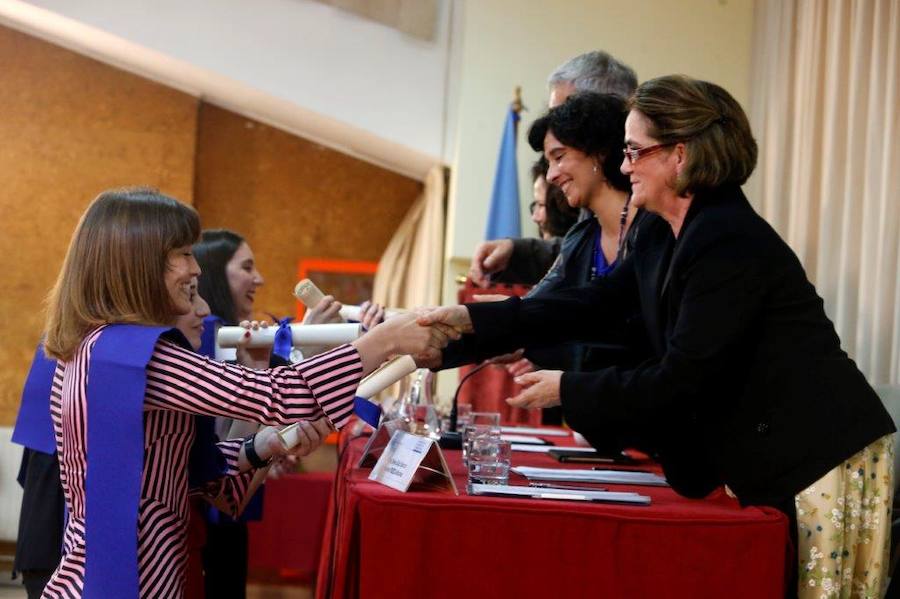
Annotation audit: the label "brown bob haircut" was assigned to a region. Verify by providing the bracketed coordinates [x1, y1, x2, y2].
[44, 187, 200, 361]
[629, 75, 758, 196]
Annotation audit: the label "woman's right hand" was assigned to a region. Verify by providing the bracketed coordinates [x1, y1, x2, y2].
[352, 312, 458, 374]
[379, 312, 457, 356]
[304, 295, 344, 324]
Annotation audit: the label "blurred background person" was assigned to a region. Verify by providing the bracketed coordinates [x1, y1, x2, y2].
[528, 157, 578, 242]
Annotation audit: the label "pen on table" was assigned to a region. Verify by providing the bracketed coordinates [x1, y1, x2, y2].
[528, 482, 607, 492]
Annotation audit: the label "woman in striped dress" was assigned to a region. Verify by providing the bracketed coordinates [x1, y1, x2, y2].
[39, 188, 449, 598]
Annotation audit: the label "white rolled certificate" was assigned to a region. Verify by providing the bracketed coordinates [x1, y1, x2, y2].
[338, 304, 403, 322]
[294, 279, 401, 323]
[293, 279, 325, 308]
[357, 355, 417, 399]
[277, 355, 418, 449]
[216, 323, 361, 348]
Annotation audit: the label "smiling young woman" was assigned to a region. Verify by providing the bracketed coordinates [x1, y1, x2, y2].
[39, 188, 447, 598]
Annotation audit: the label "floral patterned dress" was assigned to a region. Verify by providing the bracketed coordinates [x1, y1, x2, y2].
[796, 434, 894, 599]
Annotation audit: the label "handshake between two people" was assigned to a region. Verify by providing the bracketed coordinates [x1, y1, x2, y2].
[370, 306, 564, 412]
[357, 305, 474, 369]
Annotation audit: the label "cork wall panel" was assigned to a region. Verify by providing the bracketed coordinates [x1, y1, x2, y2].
[193, 103, 422, 321]
[0, 25, 198, 425]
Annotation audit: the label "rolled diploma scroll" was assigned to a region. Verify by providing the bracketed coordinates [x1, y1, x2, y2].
[294, 279, 400, 322]
[277, 355, 417, 449]
[337, 304, 403, 323]
[216, 323, 361, 349]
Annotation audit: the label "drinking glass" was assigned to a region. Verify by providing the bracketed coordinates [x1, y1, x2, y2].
[462, 421, 501, 466]
[455, 403, 473, 432]
[467, 438, 511, 485]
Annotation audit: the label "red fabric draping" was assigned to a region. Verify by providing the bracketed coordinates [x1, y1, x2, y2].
[248, 471, 334, 582]
[456, 280, 540, 426]
[317, 428, 790, 599]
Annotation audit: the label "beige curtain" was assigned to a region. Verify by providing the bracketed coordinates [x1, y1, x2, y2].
[373, 164, 446, 309]
[749, 0, 900, 384]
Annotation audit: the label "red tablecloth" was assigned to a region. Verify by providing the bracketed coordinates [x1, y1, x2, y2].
[317, 428, 791, 599]
[248, 471, 334, 582]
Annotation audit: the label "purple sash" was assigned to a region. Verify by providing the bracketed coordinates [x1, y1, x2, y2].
[83, 324, 175, 598]
[198, 314, 223, 359]
[353, 397, 381, 427]
[11, 342, 58, 455]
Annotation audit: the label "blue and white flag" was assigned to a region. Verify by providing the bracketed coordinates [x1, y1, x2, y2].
[484, 107, 521, 240]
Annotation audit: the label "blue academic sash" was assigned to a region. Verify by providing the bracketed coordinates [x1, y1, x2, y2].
[11, 342, 58, 455]
[11, 326, 226, 597]
[83, 324, 176, 598]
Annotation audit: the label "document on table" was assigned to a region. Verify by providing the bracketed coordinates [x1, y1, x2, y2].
[501, 434, 550, 445]
[510, 444, 596, 454]
[468, 483, 651, 505]
[500, 426, 570, 437]
[512, 466, 669, 487]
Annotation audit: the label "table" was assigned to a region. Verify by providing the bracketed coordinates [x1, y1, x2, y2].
[316, 428, 791, 599]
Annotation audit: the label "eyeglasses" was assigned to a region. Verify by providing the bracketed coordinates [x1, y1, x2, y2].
[528, 201, 546, 214]
[622, 143, 675, 164]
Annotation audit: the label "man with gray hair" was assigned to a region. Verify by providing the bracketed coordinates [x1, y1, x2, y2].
[469, 50, 638, 286]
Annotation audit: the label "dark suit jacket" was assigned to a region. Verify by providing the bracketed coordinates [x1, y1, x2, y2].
[455, 185, 895, 506]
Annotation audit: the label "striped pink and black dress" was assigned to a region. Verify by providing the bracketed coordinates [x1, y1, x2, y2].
[42, 326, 362, 598]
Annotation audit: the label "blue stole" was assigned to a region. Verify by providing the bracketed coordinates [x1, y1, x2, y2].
[12, 326, 226, 597]
[11, 342, 58, 455]
[198, 314, 224, 360]
[83, 324, 180, 597]
[354, 397, 381, 427]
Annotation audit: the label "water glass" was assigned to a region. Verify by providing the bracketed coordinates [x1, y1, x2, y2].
[469, 411, 501, 427]
[467, 438, 511, 485]
[462, 422, 501, 466]
[455, 403, 473, 432]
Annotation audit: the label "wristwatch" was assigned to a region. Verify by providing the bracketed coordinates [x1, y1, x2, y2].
[243, 433, 272, 468]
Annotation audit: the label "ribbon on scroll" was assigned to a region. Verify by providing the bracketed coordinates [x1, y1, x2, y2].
[273, 316, 294, 361]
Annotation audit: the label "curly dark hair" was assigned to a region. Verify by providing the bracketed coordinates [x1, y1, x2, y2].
[528, 92, 630, 194]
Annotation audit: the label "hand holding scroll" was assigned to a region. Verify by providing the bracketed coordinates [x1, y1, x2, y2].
[250, 417, 333, 474]
[358, 300, 385, 330]
[235, 320, 272, 368]
[304, 295, 344, 325]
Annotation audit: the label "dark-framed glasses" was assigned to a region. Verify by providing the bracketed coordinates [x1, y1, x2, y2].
[528, 201, 546, 214]
[622, 143, 675, 164]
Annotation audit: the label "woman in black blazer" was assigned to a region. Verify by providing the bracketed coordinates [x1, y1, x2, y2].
[423, 75, 894, 598]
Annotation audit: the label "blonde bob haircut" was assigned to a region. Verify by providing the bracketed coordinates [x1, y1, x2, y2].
[628, 75, 757, 196]
[44, 188, 200, 361]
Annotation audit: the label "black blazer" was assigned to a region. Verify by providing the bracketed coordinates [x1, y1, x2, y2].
[456, 185, 895, 506]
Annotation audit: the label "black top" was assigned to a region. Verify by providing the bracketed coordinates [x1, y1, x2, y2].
[447, 185, 895, 506]
[14, 448, 65, 573]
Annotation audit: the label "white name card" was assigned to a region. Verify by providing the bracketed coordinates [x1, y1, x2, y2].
[369, 430, 458, 495]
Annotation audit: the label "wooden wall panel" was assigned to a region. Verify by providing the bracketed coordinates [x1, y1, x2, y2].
[0, 25, 198, 425]
[193, 103, 421, 322]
